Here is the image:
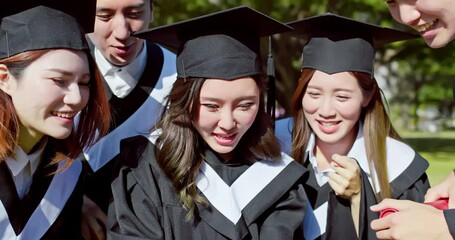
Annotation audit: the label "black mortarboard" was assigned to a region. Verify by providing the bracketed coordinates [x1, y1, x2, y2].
[0, 6, 89, 59]
[288, 13, 418, 76]
[2, 0, 96, 33]
[134, 6, 292, 80]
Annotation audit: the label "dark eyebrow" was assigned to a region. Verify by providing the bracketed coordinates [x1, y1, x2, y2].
[200, 95, 258, 101]
[96, 3, 146, 12]
[45, 68, 74, 76]
[45, 68, 90, 78]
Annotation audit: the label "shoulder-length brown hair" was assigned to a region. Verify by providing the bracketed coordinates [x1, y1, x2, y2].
[155, 76, 281, 218]
[0, 49, 111, 168]
[291, 68, 400, 200]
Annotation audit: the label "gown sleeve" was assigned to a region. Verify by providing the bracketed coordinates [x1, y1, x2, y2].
[259, 184, 306, 240]
[107, 136, 166, 240]
[107, 166, 165, 240]
[443, 209, 455, 238]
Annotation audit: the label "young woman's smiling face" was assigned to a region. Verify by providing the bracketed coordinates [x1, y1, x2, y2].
[387, 0, 455, 48]
[302, 71, 370, 146]
[1, 50, 90, 145]
[192, 77, 260, 161]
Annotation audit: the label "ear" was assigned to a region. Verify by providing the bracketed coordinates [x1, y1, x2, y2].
[149, 1, 155, 23]
[0, 64, 15, 95]
[362, 88, 375, 107]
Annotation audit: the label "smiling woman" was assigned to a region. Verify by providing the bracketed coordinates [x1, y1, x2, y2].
[107, 6, 307, 239]
[275, 13, 429, 239]
[0, 5, 110, 239]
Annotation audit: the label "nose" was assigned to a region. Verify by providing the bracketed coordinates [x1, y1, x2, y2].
[218, 109, 236, 131]
[318, 98, 335, 118]
[64, 83, 84, 106]
[398, 3, 421, 26]
[112, 16, 131, 41]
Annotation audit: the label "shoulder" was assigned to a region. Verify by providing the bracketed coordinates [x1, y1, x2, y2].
[385, 137, 429, 171]
[145, 41, 176, 60]
[275, 117, 294, 155]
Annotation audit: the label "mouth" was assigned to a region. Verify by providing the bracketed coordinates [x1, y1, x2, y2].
[51, 111, 76, 119]
[213, 132, 237, 144]
[317, 120, 340, 127]
[113, 44, 132, 54]
[417, 19, 439, 33]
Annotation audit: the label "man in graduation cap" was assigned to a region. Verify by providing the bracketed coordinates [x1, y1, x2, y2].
[107, 6, 307, 239]
[275, 13, 430, 239]
[80, 0, 177, 238]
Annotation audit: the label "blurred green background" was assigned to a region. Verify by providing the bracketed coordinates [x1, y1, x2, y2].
[152, 0, 455, 185]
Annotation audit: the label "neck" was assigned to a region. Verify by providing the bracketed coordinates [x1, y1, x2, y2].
[314, 127, 358, 170]
[18, 124, 44, 154]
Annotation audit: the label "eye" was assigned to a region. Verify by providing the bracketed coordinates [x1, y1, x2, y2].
[127, 10, 144, 19]
[336, 95, 350, 101]
[238, 102, 254, 111]
[386, 0, 396, 5]
[201, 104, 218, 112]
[52, 78, 67, 86]
[96, 13, 113, 21]
[79, 81, 91, 87]
[306, 91, 321, 98]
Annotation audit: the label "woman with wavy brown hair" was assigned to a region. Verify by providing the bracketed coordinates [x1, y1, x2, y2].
[0, 5, 110, 239]
[108, 6, 307, 240]
[275, 14, 430, 239]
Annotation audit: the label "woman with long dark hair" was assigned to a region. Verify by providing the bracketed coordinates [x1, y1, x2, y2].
[108, 6, 306, 239]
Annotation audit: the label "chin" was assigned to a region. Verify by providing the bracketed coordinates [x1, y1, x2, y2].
[49, 131, 72, 140]
[427, 38, 451, 48]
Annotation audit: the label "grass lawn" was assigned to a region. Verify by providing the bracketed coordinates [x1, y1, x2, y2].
[399, 130, 455, 186]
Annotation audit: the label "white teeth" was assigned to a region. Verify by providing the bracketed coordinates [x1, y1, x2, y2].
[52, 112, 74, 118]
[321, 122, 336, 127]
[418, 19, 438, 32]
[216, 133, 235, 139]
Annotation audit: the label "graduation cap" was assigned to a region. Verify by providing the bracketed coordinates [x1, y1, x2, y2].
[134, 6, 292, 80]
[0, 5, 90, 59]
[2, 0, 96, 33]
[288, 13, 418, 76]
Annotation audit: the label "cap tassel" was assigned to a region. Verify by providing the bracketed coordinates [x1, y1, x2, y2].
[266, 36, 276, 127]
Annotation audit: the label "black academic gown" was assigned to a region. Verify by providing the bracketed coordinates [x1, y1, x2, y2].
[444, 209, 455, 238]
[0, 143, 84, 239]
[107, 135, 307, 240]
[275, 118, 430, 240]
[83, 40, 177, 212]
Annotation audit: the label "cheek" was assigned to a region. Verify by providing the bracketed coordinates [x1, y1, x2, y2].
[81, 88, 90, 108]
[302, 96, 318, 114]
[244, 110, 258, 126]
[194, 110, 216, 131]
[337, 104, 362, 120]
[93, 22, 111, 39]
[388, 7, 403, 23]
[131, 19, 150, 32]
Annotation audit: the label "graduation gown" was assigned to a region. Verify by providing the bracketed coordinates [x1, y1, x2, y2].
[444, 209, 455, 238]
[83, 40, 177, 212]
[108, 135, 307, 240]
[0, 144, 84, 239]
[275, 117, 430, 240]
